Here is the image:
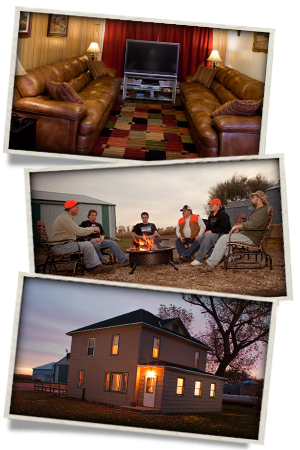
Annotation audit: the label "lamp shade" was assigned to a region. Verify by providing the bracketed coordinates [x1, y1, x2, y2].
[86, 42, 101, 53]
[207, 50, 223, 62]
[15, 55, 27, 76]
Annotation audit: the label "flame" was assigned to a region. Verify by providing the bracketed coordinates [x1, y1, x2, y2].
[131, 233, 157, 251]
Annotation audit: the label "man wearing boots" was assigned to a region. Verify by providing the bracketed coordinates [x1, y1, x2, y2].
[190, 198, 231, 266]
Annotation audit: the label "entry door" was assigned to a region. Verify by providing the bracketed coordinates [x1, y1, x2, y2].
[143, 376, 157, 407]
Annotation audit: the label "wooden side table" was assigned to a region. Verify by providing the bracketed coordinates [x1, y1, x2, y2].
[9, 118, 37, 151]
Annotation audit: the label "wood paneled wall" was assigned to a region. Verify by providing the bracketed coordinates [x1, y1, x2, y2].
[17, 13, 105, 70]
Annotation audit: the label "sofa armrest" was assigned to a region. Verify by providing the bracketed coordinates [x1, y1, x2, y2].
[107, 68, 117, 77]
[185, 74, 195, 83]
[13, 97, 87, 121]
[212, 115, 262, 133]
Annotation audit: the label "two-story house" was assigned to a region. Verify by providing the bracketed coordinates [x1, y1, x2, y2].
[66, 309, 226, 413]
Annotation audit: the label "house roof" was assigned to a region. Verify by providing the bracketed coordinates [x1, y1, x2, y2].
[32, 362, 56, 370]
[31, 190, 115, 206]
[67, 308, 211, 350]
[265, 181, 280, 191]
[139, 360, 227, 380]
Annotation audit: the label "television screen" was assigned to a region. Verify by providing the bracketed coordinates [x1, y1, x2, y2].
[124, 40, 180, 77]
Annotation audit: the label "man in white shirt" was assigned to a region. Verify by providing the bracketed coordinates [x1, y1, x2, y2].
[175, 205, 205, 261]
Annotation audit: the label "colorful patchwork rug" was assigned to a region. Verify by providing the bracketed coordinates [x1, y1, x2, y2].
[90, 102, 198, 160]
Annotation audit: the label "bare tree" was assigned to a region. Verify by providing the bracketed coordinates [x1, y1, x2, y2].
[182, 295, 272, 377]
[204, 173, 274, 214]
[157, 304, 194, 333]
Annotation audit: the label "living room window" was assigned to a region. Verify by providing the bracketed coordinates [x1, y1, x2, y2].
[104, 372, 128, 393]
[176, 378, 185, 396]
[210, 383, 216, 398]
[87, 338, 95, 356]
[194, 380, 202, 397]
[194, 351, 200, 368]
[77, 371, 84, 388]
[152, 337, 160, 359]
[111, 334, 120, 355]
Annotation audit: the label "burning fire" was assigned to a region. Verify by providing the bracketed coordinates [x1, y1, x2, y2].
[131, 234, 157, 251]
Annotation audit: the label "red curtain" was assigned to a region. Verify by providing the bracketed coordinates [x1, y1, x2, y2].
[102, 19, 213, 82]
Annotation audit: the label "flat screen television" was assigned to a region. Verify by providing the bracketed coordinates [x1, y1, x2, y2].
[124, 40, 180, 78]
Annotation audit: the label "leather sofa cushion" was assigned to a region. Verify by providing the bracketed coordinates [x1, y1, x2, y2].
[48, 61, 73, 83]
[210, 80, 239, 104]
[180, 82, 220, 103]
[186, 98, 221, 114]
[15, 65, 58, 98]
[215, 66, 264, 102]
[62, 56, 85, 78]
[67, 72, 92, 93]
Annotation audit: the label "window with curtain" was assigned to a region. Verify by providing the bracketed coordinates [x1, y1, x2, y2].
[194, 380, 202, 397]
[77, 371, 84, 388]
[104, 372, 128, 393]
[210, 383, 216, 398]
[194, 351, 200, 368]
[152, 337, 160, 359]
[176, 377, 185, 395]
[111, 334, 119, 355]
[87, 338, 95, 356]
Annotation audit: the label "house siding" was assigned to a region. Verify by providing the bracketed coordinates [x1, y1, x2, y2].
[138, 327, 207, 371]
[67, 325, 141, 406]
[160, 369, 224, 414]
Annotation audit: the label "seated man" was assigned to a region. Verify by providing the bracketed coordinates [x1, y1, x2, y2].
[49, 200, 113, 274]
[175, 205, 205, 261]
[80, 209, 130, 267]
[198, 190, 270, 273]
[132, 212, 162, 248]
[190, 198, 231, 266]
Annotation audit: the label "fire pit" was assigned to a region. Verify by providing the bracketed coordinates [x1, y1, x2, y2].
[126, 247, 178, 274]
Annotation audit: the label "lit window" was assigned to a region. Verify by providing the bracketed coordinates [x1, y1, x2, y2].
[176, 378, 185, 395]
[104, 372, 128, 393]
[194, 351, 200, 368]
[146, 377, 155, 394]
[210, 383, 216, 398]
[111, 335, 119, 355]
[152, 337, 160, 359]
[78, 371, 84, 388]
[194, 380, 202, 397]
[87, 338, 95, 356]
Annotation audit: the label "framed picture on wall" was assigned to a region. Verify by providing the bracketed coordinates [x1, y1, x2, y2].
[47, 14, 69, 37]
[252, 32, 269, 53]
[18, 11, 32, 38]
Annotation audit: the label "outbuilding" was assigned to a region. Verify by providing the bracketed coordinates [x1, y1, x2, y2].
[32, 362, 56, 382]
[225, 181, 282, 225]
[31, 190, 116, 245]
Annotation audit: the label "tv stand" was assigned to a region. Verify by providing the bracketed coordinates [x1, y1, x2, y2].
[122, 72, 177, 104]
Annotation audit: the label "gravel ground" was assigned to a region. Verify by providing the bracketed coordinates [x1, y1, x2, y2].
[34, 237, 286, 298]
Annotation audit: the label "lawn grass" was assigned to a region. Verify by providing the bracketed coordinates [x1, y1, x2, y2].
[9, 390, 259, 440]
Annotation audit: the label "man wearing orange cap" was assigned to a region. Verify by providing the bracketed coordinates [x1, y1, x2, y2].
[190, 198, 231, 266]
[49, 200, 113, 274]
[198, 191, 269, 273]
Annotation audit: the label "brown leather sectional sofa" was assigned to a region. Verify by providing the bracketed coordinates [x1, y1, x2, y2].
[12, 55, 122, 155]
[179, 65, 265, 158]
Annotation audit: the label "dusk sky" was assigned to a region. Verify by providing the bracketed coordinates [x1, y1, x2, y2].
[14, 276, 270, 379]
[30, 158, 280, 228]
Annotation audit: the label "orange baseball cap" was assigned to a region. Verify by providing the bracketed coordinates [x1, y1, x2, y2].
[64, 200, 80, 209]
[209, 198, 221, 206]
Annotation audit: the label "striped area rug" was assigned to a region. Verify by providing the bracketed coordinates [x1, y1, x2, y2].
[90, 102, 198, 160]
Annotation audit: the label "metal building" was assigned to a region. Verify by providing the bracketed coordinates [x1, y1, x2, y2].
[31, 190, 116, 245]
[225, 181, 282, 225]
[32, 362, 56, 382]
